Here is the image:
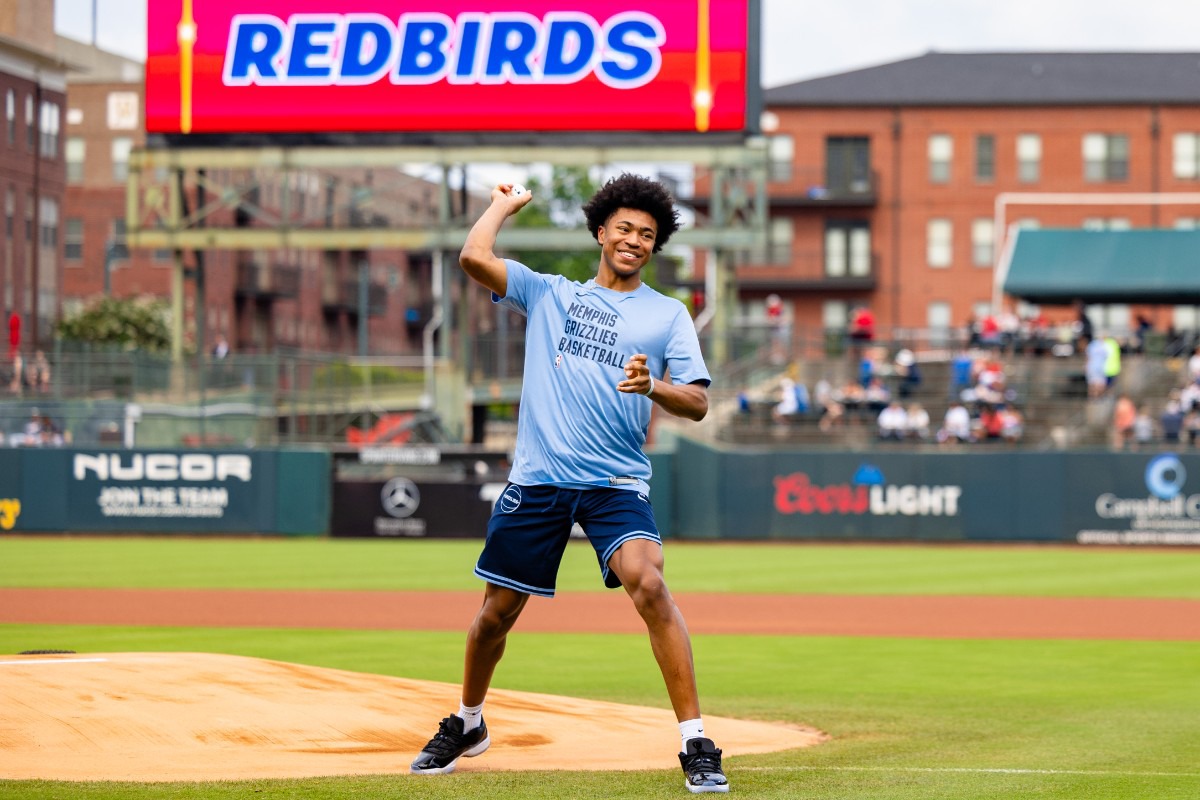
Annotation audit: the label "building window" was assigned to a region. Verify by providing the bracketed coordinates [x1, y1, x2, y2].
[64, 218, 83, 260]
[1173, 217, 1200, 229]
[1082, 218, 1131, 231]
[824, 221, 871, 277]
[24, 94, 33, 149]
[39, 101, 60, 159]
[975, 134, 995, 182]
[39, 198, 58, 249]
[971, 219, 994, 267]
[1017, 134, 1041, 183]
[111, 137, 133, 182]
[66, 137, 85, 184]
[927, 301, 952, 345]
[928, 134, 952, 183]
[767, 216, 793, 265]
[823, 300, 849, 332]
[1173, 133, 1200, 179]
[1083, 133, 1129, 182]
[826, 136, 871, 195]
[5, 90, 13, 145]
[767, 134, 794, 183]
[927, 218, 952, 267]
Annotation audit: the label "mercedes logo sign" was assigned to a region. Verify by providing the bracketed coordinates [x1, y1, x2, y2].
[381, 477, 421, 518]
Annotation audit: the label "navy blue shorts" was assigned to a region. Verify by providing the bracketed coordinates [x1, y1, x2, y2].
[474, 484, 661, 598]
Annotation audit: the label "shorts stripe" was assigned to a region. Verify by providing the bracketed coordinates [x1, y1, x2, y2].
[473, 566, 556, 598]
[599, 532, 661, 583]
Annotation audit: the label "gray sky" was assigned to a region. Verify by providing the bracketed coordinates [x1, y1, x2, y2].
[54, 0, 1200, 87]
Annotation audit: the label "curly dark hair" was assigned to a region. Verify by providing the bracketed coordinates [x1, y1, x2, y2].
[581, 173, 681, 253]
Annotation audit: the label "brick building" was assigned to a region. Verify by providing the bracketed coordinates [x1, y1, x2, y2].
[0, 0, 68, 351]
[744, 52, 1200, 340]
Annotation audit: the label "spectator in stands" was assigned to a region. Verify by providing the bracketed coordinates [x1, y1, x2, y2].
[877, 400, 908, 441]
[975, 403, 1005, 442]
[906, 402, 931, 441]
[8, 351, 22, 395]
[849, 305, 875, 344]
[999, 406, 1024, 443]
[21, 408, 41, 445]
[1180, 378, 1200, 414]
[1132, 314, 1153, 355]
[1103, 334, 1122, 390]
[772, 377, 809, 421]
[937, 401, 973, 445]
[1084, 334, 1109, 398]
[950, 349, 974, 400]
[835, 380, 865, 417]
[974, 358, 1007, 405]
[1188, 345, 1200, 383]
[1185, 408, 1200, 446]
[28, 350, 50, 394]
[979, 313, 1002, 348]
[864, 376, 891, 413]
[894, 349, 921, 399]
[1161, 393, 1185, 444]
[1073, 300, 1093, 348]
[212, 335, 230, 359]
[1132, 403, 1155, 450]
[1112, 394, 1137, 450]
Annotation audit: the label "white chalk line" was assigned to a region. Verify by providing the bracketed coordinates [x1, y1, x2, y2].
[742, 765, 1200, 779]
[0, 658, 109, 666]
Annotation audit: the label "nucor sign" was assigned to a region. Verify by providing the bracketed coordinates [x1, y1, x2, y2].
[73, 453, 253, 482]
[145, 1, 751, 134]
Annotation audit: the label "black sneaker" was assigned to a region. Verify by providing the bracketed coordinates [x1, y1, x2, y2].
[679, 737, 729, 793]
[410, 714, 490, 774]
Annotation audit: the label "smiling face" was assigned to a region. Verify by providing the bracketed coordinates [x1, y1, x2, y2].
[595, 208, 658, 289]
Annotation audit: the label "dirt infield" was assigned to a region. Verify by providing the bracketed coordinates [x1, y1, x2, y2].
[3, 587, 1200, 640]
[0, 652, 824, 782]
[3, 588, 1197, 782]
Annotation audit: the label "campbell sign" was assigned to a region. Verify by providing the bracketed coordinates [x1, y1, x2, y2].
[146, 1, 752, 134]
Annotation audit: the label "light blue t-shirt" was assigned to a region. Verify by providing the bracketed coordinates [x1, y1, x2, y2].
[495, 259, 711, 493]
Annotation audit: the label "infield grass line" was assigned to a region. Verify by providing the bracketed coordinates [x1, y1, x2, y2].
[743, 766, 1200, 778]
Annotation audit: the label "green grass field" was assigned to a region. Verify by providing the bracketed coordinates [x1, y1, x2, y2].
[2, 536, 1199, 800]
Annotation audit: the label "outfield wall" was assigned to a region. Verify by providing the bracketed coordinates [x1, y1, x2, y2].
[671, 440, 1200, 545]
[3, 444, 1198, 545]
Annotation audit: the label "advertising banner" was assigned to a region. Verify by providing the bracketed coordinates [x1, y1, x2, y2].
[62, 450, 269, 531]
[146, 0, 750, 134]
[331, 477, 500, 538]
[673, 441, 1200, 545]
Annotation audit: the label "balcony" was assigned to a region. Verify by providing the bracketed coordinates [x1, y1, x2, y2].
[735, 250, 878, 292]
[321, 277, 388, 316]
[235, 262, 301, 299]
[768, 166, 879, 207]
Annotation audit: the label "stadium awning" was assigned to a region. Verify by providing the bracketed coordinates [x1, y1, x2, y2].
[999, 228, 1200, 304]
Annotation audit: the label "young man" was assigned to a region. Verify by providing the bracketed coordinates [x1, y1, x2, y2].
[410, 174, 728, 793]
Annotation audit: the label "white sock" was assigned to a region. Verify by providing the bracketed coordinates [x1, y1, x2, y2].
[679, 718, 705, 750]
[458, 701, 484, 733]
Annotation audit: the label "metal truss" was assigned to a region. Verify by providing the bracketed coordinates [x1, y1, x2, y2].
[125, 142, 770, 252]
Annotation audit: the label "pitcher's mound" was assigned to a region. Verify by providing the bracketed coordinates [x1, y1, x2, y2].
[0, 652, 825, 782]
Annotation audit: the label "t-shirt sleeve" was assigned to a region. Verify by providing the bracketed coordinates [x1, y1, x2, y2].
[492, 259, 550, 315]
[664, 304, 711, 387]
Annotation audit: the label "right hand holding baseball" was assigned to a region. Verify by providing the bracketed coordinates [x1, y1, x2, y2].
[494, 183, 533, 214]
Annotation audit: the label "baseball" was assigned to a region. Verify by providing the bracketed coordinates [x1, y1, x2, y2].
[510, 184, 527, 197]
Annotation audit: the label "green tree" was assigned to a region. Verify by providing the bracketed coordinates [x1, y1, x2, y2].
[508, 166, 676, 292]
[57, 295, 172, 353]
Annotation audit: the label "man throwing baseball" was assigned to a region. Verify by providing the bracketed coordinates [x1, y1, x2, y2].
[410, 174, 728, 793]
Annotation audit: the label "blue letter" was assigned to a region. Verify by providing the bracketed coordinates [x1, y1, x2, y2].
[600, 15, 664, 89]
[453, 18, 483, 80]
[485, 19, 537, 80]
[396, 15, 451, 82]
[342, 19, 394, 81]
[288, 21, 337, 80]
[543, 18, 595, 80]
[225, 17, 285, 84]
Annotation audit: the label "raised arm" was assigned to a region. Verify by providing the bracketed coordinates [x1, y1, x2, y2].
[459, 184, 532, 297]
